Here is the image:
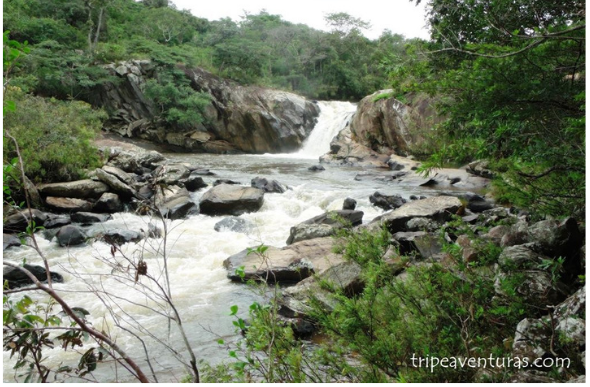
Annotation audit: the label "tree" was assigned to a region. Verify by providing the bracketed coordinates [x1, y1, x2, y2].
[399, 0, 585, 218]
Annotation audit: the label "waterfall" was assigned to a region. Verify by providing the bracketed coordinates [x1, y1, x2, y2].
[296, 101, 357, 159]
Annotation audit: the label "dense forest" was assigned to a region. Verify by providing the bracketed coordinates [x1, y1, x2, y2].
[3, 0, 586, 383]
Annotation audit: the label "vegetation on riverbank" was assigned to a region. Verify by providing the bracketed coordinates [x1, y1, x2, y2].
[3, 0, 585, 383]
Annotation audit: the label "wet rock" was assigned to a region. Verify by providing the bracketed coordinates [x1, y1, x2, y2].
[37, 179, 109, 199]
[200, 184, 264, 216]
[370, 196, 463, 234]
[214, 217, 255, 234]
[224, 237, 343, 284]
[251, 177, 287, 194]
[56, 225, 87, 247]
[3, 264, 64, 289]
[101, 165, 135, 185]
[3, 209, 48, 233]
[93, 192, 124, 213]
[192, 169, 216, 176]
[308, 165, 325, 171]
[101, 229, 143, 245]
[184, 173, 208, 191]
[95, 168, 137, 198]
[154, 164, 191, 186]
[106, 150, 141, 173]
[71, 212, 112, 224]
[465, 194, 494, 213]
[342, 197, 357, 210]
[213, 179, 241, 186]
[369, 191, 406, 210]
[3, 234, 21, 250]
[155, 185, 199, 220]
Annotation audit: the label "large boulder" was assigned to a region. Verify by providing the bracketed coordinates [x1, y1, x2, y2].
[3, 209, 48, 233]
[199, 184, 264, 216]
[37, 179, 109, 199]
[56, 225, 87, 247]
[369, 196, 463, 234]
[154, 164, 191, 186]
[286, 210, 364, 245]
[93, 192, 124, 213]
[279, 261, 363, 318]
[154, 185, 199, 220]
[95, 168, 137, 198]
[3, 264, 64, 289]
[45, 197, 93, 213]
[223, 237, 344, 284]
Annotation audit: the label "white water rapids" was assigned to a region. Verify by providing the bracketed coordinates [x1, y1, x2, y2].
[3, 101, 434, 382]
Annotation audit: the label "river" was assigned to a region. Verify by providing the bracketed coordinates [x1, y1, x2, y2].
[3, 101, 439, 382]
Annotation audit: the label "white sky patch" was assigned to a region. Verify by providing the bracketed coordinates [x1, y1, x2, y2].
[171, 0, 430, 40]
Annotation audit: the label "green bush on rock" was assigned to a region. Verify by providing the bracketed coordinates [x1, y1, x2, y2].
[3, 87, 106, 184]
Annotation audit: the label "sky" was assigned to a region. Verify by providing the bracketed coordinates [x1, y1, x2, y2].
[170, 0, 430, 40]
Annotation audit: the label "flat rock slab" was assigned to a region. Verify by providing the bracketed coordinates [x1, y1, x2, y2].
[46, 197, 93, 212]
[370, 196, 463, 233]
[38, 179, 109, 199]
[223, 237, 344, 284]
[200, 184, 264, 216]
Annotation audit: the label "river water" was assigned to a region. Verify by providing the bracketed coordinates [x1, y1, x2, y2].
[3, 101, 438, 382]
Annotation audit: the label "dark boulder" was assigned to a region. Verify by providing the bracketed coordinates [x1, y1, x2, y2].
[308, 165, 325, 172]
[3, 209, 48, 233]
[93, 192, 124, 213]
[251, 177, 287, 194]
[185, 173, 208, 191]
[213, 179, 241, 186]
[369, 191, 407, 211]
[71, 212, 113, 224]
[101, 229, 143, 245]
[56, 225, 87, 247]
[43, 214, 71, 229]
[342, 197, 357, 210]
[3, 264, 64, 289]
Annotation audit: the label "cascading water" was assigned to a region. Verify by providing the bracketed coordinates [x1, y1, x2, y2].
[296, 101, 357, 159]
[3, 101, 434, 383]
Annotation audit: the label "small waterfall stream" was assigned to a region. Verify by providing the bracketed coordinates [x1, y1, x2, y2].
[3, 100, 435, 382]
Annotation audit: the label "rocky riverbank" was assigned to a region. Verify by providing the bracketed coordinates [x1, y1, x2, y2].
[3, 137, 585, 383]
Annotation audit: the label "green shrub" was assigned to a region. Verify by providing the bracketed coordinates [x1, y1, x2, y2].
[3, 87, 106, 183]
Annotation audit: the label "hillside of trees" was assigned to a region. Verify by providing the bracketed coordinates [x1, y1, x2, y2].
[3, 0, 414, 101]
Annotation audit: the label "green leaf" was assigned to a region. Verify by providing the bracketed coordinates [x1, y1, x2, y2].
[229, 305, 238, 316]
